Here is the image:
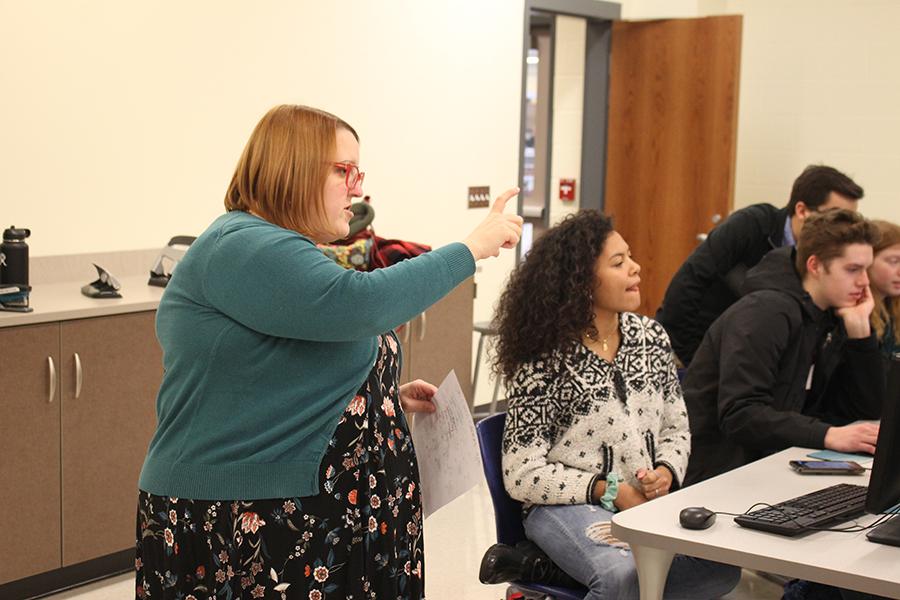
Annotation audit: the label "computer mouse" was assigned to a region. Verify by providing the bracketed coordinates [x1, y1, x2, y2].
[679, 506, 717, 530]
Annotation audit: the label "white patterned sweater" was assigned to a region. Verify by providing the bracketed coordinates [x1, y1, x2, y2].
[502, 313, 690, 506]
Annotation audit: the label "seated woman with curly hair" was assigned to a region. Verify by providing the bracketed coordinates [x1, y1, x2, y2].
[494, 210, 740, 600]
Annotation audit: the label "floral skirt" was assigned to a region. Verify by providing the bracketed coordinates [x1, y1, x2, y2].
[136, 334, 425, 599]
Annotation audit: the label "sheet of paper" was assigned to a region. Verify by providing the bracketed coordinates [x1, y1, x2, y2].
[410, 370, 483, 518]
[807, 449, 874, 465]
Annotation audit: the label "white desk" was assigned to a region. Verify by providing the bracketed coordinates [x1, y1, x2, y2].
[611, 448, 900, 599]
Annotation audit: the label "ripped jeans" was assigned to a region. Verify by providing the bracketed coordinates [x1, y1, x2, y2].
[524, 504, 741, 600]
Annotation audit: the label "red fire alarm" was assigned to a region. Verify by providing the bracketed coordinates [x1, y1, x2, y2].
[560, 178, 576, 201]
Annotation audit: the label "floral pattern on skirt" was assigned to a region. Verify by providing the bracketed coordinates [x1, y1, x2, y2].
[136, 333, 425, 599]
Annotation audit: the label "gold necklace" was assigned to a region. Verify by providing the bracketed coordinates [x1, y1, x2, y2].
[586, 316, 619, 353]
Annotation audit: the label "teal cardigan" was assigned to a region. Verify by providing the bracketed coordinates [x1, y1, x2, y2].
[139, 211, 475, 500]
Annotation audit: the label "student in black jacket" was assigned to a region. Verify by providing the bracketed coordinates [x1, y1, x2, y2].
[657, 165, 864, 366]
[683, 209, 883, 486]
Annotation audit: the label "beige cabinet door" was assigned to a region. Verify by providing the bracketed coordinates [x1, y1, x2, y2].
[0, 323, 62, 584]
[60, 311, 162, 566]
[407, 278, 475, 408]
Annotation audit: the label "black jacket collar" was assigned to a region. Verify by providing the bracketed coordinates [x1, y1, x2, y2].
[742, 245, 828, 324]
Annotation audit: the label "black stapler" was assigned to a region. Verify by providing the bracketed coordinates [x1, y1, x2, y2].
[81, 263, 122, 299]
[149, 236, 195, 287]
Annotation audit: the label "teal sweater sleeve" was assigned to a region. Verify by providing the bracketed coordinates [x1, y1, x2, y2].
[205, 216, 475, 341]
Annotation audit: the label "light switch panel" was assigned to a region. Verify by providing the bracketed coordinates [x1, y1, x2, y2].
[468, 186, 490, 209]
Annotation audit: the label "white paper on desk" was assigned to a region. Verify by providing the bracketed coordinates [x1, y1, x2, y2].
[411, 370, 483, 519]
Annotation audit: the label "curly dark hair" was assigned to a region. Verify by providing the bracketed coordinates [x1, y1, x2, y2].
[492, 210, 615, 383]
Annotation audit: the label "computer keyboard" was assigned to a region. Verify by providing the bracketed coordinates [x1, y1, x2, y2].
[734, 483, 869, 536]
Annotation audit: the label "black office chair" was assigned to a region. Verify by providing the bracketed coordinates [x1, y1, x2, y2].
[475, 413, 588, 600]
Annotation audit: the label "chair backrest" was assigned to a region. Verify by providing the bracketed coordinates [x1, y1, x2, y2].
[476, 414, 590, 600]
[475, 413, 527, 545]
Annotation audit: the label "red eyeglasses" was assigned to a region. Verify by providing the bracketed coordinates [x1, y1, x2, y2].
[333, 162, 365, 189]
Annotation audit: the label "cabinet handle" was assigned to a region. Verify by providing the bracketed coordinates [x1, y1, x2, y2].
[74, 352, 83, 399]
[418, 312, 427, 342]
[47, 356, 57, 403]
[402, 319, 411, 345]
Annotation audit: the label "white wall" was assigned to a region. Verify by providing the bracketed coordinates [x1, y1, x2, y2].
[617, 0, 719, 19]
[722, 0, 900, 222]
[0, 0, 524, 329]
[2, 2, 762, 250]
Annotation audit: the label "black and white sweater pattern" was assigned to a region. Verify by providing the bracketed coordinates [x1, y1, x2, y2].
[502, 312, 690, 506]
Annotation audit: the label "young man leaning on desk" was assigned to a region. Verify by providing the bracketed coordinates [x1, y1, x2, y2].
[682, 209, 884, 486]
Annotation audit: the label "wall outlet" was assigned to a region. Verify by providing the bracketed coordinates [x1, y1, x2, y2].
[468, 186, 490, 208]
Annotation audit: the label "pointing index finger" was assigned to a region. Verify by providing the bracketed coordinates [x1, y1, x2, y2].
[491, 187, 520, 214]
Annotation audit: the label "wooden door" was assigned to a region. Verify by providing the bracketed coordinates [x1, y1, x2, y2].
[408, 278, 475, 408]
[0, 323, 62, 583]
[60, 311, 162, 566]
[604, 16, 742, 317]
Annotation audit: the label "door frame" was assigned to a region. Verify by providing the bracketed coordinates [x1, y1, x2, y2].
[517, 0, 621, 231]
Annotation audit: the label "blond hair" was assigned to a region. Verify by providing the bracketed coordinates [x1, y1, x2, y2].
[224, 104, 358, 236]
[870, 220, 900, 343]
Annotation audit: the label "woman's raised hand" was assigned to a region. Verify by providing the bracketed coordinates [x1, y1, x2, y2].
[463, 188, 524, 260]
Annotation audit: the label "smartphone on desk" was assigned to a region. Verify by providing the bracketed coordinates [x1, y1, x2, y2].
[789, 460, 865, 475]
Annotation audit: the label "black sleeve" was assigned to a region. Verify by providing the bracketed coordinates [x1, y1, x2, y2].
[657, 207, 770, 363]
[819, 334, 885, 424]
[716, 294, 831, 452]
